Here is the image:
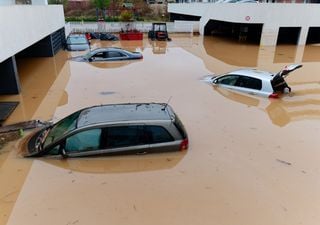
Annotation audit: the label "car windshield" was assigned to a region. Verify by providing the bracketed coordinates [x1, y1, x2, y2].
[84, 51, 95, 59]
[43, 111, 81, 148]
[67, 36, 87, 45]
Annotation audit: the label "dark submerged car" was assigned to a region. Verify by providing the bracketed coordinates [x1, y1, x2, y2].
[71, 47, 143, 62]
[23, 103, 188, 158]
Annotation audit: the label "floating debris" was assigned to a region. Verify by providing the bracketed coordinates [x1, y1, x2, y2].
[0, 120, 51, 134]
[276, 159, 292, 166]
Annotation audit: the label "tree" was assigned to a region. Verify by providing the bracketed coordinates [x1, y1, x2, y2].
[48, 0, 67, 5]
[91, 0, 110, 19]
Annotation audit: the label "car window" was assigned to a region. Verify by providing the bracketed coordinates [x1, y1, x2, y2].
[44, 111, 81, 147]
[65, 129, 102, 152]
[47, 144, 60, 155]
[92, 52, 105, 59]
[105, 126, 143, 148]
[67, 36, 87, 45]
[216, 75, 239, 86]
[235, 76, 262, 90]
[107, 51, 126, 58]
[144, 126, 174, 144]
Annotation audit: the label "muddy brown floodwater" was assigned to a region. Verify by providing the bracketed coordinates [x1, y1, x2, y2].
[1, 36, 320, 225]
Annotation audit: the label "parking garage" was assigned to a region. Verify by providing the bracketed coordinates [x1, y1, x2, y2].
[0, 28, 65, 95]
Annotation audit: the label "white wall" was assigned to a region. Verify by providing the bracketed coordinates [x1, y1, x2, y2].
[32, 0, 48, 5]
[0, 5, 65, 62]
[168, 3, 320, 45]
[0, 0, 15, 5]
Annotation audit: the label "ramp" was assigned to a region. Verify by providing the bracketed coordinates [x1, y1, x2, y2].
[0, 102, 19, 125]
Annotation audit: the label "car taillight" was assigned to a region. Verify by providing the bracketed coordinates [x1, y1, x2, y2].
[269, 93, 279, 98]
[140, 55, 143, 59]
[179, 138, 189, 151]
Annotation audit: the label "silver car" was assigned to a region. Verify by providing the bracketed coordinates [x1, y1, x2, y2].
[23, 103, 188, 158]
[210, 64, 302, 98]
[65, 34, 90, 51]
[72, 47, 143, 62]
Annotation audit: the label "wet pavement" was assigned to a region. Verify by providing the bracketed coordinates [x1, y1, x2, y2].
[1, 35, 320, 225]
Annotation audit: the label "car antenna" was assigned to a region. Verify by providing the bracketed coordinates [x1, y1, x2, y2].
[162, 96, 172, 111]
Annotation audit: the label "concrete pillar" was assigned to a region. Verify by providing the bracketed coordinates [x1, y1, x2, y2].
[260, 25, 279, 46]
[0, 56, 21, 95]
[199, 17, 209, 35]
[298, 26, 308, 46]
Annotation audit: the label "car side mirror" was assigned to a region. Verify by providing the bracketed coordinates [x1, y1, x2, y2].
[88, 57, 93, 62]
[212, 79, 218, 84]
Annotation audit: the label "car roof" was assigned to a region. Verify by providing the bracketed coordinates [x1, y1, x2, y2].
[77, 103, 173, 128]
[89, 47, 130, 54]
[68, 34, 86, 38]
[224, 69, 274, 81]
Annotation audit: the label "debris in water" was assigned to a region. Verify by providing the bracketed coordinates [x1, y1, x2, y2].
[0, 120, 51, 133]
[276, 159, 292, 166]
[0, 131, 23, 150]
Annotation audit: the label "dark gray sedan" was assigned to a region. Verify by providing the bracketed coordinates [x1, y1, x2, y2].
[71, 47, 143, 62]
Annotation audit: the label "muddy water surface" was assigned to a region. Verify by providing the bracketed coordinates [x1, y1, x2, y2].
[1, 36, 320, 225]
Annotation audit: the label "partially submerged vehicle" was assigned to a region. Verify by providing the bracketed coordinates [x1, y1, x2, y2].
[148, 23, 171, 41]
[23, 103, 188, 158]
[210, 64, 302, 98]
[71, 47, 143, 62]
[65, 34, 90, 51]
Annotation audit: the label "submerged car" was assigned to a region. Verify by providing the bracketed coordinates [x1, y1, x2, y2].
[210, 64, 302, 98]
[71, 47, 143, 62]
[65, 34, 90, 51]
[23, 103, 188, 158]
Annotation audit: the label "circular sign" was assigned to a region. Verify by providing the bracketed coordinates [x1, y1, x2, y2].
[245, 16, 251, 21]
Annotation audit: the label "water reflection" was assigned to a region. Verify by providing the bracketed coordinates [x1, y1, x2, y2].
[88, 61, 138, 69]
[203, 36, 259, 67]
[213, 84, 320, 127]
[150, 40, 167, 54]
[302, 45, 320, 62]
[40, 152, 185, 174]
[273, 45, 297, 63]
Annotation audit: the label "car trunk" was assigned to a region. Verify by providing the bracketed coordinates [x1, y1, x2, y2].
[271, 64, 302, 92]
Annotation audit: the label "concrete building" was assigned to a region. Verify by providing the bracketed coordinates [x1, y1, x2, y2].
[0, 0, 65, 94]
[168, 2, 320, 46]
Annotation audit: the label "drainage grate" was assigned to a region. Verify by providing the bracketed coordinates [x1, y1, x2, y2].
[0, 102, 19, 125]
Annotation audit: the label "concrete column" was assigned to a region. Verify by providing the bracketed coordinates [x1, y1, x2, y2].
[298, 26, 308, 46]
[0, 56, 21, 95]
[199, 17, 209, 35]
[260, 25, 279, 46]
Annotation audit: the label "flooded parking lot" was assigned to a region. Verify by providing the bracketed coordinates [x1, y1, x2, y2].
[1, 36, 320, 225]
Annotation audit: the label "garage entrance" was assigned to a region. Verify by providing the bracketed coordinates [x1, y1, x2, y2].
[306, 27, 320, 44]
[204, 20, 263, 44]
[277, 27, 301, 45]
